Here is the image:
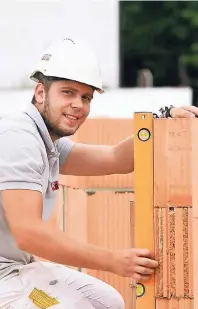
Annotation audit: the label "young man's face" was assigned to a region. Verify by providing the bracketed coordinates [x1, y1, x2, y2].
[35, 79, 94, 140]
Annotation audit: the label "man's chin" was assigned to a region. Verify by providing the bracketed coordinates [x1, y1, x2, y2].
[55, 123, 83, 137]
[50, 128, 77, 139]
[63, 122, 84, 136]
[64, 130, 76, 137]
[62, 127, 78, 137]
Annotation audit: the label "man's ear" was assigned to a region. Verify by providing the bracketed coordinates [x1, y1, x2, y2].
[34, 83, 45, 104]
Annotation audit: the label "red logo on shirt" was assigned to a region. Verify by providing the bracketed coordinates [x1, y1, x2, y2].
[51, 181, 59, 191]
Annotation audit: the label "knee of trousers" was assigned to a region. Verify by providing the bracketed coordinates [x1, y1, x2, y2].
[111, 289, 125, 309]
[102, 286, 125, 309]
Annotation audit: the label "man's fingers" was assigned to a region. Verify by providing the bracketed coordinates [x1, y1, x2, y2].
[135, 265, 155, 275]
[170, 107, 196, 118]
[137, 257, 158, 268]
[135, 248, 153, 257]
[182, 106, 198, 116]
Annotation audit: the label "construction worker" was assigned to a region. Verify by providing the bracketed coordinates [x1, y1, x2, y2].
[0, 38, 197, 309]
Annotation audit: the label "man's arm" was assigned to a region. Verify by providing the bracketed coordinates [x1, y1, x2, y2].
[59, 105, 198, 176]
[2, 189, 113, 271]
[0, 129, 113, 270]
[2, 188, 158, 280]
[59, 136, 134, 176]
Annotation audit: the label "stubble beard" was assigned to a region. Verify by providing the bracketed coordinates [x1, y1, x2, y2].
[41, 99, 77, 139]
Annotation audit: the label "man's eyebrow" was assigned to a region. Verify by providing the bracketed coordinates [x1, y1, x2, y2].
[60, 86, 93, 99]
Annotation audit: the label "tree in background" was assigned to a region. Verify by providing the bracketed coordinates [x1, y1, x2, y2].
[120, 1, 198, 106]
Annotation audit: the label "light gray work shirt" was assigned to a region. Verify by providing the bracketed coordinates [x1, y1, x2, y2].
[0, 104, 75, 279]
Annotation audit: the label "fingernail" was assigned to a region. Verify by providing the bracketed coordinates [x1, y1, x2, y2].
[190, 114, 195, 118]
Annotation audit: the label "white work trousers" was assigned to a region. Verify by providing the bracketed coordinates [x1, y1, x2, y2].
[0, 261, 125, 309]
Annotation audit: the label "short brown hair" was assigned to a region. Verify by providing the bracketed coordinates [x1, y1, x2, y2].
[31, 73, 66, 104]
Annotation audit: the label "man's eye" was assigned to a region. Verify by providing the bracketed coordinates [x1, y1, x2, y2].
[83, 96, 91, 103]
[63, 90, 72, 95]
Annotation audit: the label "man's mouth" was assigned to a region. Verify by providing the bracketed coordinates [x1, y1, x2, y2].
[64, 114, 79, 120]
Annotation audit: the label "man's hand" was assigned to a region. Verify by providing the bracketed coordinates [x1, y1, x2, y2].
[110, 248, 158, 281]
[170, 106, 198, 118]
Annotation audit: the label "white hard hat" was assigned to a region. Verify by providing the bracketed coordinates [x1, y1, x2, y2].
[30, 38, 104, 94]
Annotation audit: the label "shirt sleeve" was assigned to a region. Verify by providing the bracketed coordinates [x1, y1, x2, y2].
[0, 129, 45, 192]
[56, 137, 75, 167]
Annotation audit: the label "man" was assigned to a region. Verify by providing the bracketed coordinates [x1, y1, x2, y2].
[0, 38, 197, 309]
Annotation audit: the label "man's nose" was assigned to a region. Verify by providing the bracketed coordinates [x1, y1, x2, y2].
[71, 96, 83, 109]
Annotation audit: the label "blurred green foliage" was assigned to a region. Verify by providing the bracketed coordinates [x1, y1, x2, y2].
[120, 1, 198, 88]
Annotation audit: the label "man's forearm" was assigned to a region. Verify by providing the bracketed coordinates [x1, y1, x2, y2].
[113, 136, 134, 174]
[18, 221, 113, 271]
